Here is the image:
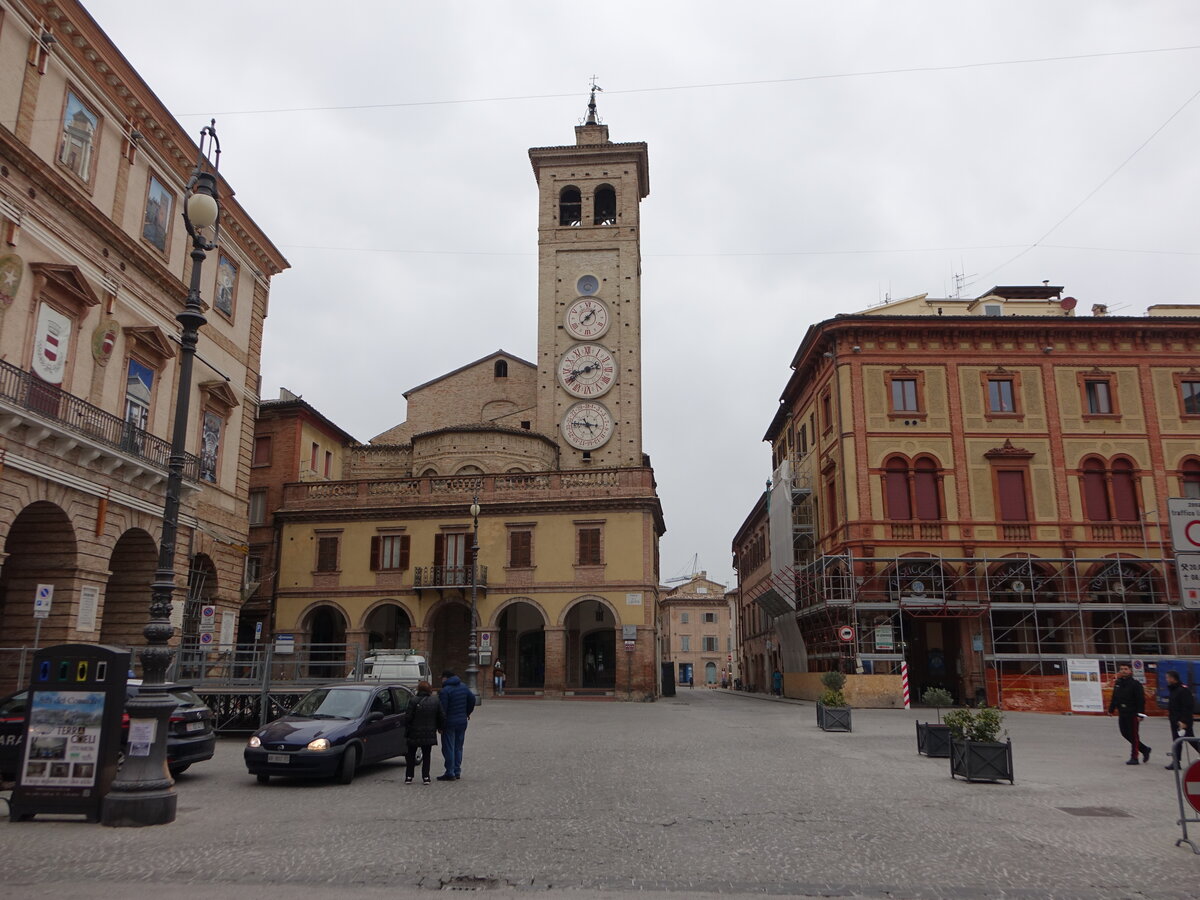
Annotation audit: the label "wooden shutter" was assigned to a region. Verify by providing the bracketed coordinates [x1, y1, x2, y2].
[434, 533, 444, 566]
[510, 531, 531, 567]
[579, 528, 601, 565]
[884, 459, 912, 520]
[913, 458, 941, 521]
[369, 536, 380, 571]
[996, 470, 1028, 521]
[399, 535, 410, 570]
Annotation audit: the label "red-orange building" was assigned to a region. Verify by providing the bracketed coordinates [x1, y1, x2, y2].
[734, 286, 1200, 710]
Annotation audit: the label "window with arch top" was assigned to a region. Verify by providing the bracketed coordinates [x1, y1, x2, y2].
[593, 185, 616, 225]
[1081, 455, 1139, 521]
[1181, 458, 1200, 498]
[883, 454, 943, 521]
[559, 186, 582, 226]
[494, 360, 508, 378]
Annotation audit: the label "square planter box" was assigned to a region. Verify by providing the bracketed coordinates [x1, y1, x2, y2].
[949, 737, 1014, 783]
[818, 704, 852, 732]
[916, 721, 952, 758]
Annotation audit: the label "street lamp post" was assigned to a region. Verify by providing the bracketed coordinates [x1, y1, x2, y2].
[465, 494, 481, 703]
[102, 122, 221, 828]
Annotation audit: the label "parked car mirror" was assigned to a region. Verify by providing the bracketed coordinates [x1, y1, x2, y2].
[366, 711, 384, 723]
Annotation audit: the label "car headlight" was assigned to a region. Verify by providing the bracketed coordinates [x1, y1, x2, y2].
[307, 738, 330, 751]
[247, 736, 261, 748]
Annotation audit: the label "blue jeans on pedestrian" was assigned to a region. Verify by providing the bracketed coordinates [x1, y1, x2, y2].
[441, 723, 467, 777]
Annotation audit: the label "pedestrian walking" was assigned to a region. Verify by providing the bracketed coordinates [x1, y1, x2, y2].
[493, 659, 506, 696]
[1108, 663, 1151, 765]
[437, 668, 476, 781]
[402, 680, 445, 784]
[772, 669, 783, 697]
[1163, 669, 1196, 770]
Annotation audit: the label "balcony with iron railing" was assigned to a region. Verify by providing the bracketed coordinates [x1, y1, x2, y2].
[412, 564, 488, 590]
[0, 358, 199, 482]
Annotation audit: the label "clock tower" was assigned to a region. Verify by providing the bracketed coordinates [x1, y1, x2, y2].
[529, 92, 649, 468]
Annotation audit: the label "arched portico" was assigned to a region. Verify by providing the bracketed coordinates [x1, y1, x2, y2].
[100, 528, 157, 650]
[563, 596, 618, 691]
[494, 598, 547, 692]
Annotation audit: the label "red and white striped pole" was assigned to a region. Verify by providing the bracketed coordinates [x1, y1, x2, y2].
[900, 660, 911, 709]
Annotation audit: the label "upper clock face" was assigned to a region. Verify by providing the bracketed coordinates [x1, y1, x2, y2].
[565, 297, 610, 340]
[576, 274, 600, 296]
[562, 401, 614, 450]
[558, 343, 616, 398]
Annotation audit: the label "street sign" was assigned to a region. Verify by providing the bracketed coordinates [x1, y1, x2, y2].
[874, 625, 893, 651]
[275, 634, 295, 654]
[838, 625, 856, 643]
[199, 632, 214, 645]
[1183, 760, 1200, 814]
[1176, 553, 1200, 610]
[254, 621, 263, 641]
[1168, 498, 1200, 553]
[199, 605, 216, 633]
[33, 585, 54, 619]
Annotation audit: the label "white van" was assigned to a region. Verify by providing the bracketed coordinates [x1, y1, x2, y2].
[354, 651, 431, 686]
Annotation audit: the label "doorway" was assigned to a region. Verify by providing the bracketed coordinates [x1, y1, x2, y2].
[902, 615, 963, 705]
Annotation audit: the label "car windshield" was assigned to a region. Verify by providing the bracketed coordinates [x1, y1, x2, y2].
[290, 688, 368, 719]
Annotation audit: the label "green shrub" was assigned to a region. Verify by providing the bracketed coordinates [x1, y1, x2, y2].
[820, 688, 847, 708]
[943, 705, 1005, 743]
[820, 670, 846, 692]
[921, 687, 954, 723]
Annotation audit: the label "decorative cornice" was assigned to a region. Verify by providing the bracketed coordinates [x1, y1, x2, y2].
[984, 439, 1034, 461]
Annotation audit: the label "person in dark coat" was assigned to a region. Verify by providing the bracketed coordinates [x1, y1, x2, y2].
[437, 669, 476, 781]
[1164, 670, 1197, 770]
[1108, 663, 1151, 765]
[403, 681, 445, 784]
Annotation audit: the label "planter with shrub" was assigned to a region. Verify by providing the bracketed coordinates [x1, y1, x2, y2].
[915, 687, 954, 758]
[944, 705, 1013, 783]
[816, 670, 851, 732]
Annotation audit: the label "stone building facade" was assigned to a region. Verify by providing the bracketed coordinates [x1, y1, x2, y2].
[659, 572, 731, 688]
[0, 0, 287, 689]
[260, 102, 665, 698]
[737, 286, 1200, 710]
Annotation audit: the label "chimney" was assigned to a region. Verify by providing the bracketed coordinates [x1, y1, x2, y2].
[1091, 304, 1108, 317]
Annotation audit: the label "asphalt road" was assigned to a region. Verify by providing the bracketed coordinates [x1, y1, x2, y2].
[1, 689, 1197, 899]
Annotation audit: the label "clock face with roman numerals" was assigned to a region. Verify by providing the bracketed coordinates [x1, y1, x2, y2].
[558, 343, 616, 398]
[562, 401, 614, 450]
[565, 297, 610, 340]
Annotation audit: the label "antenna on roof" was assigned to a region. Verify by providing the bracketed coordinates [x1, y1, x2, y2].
[584, 76, 603, 124]
[951, 265, 977, 299]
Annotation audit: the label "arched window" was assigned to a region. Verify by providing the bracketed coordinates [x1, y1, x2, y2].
[913, 455, 941, 520]
[559, 186, 581, 226]
[883, 454, 943, 521]
[1182, 458, 1200, 499]
[1081, 456, 1140, 521]
[884, 456, 912, 520]
[593, 185, 616, 225]
[1082, 457, 1109, 520]
[494, 360, 508, 378]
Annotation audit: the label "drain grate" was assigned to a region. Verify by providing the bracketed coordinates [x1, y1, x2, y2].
[1057, 806, 1132, 817]
[441, 875, 505, 891]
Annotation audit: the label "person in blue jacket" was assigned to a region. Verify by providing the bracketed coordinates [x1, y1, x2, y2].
[436, 668, 476, 781]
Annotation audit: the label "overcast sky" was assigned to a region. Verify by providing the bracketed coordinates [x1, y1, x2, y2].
[87, 1, 1200, 589]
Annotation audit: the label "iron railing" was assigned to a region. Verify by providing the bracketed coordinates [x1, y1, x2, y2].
[413, 564, 488, 589]
[0, 358, 199, 481]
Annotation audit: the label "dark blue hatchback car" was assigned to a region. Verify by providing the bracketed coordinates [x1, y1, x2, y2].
[244, 682, 412, 784]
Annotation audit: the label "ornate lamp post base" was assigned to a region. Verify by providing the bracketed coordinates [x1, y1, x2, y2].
[100, 690, 177, 826]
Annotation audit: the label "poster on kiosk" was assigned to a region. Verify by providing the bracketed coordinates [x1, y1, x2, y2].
[9, 644, 130, 823]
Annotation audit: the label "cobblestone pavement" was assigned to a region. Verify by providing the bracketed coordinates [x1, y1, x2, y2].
[2, 688, 1198, 899]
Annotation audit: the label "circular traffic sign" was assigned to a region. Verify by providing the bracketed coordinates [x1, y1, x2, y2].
[199, 632, 214, 645]
[838, 625, 856, 643]
[1184, 760, 1200, 814]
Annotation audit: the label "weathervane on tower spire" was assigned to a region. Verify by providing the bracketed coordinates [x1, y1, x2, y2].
[586, 76, 603, 124]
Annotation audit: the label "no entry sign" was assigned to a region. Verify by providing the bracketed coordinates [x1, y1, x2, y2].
[1185, 760, 1200, 814]
[838, 625, 856, 643]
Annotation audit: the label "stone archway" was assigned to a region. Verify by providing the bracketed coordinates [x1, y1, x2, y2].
[564, 597, 617, 690]
[429, 601, 473, 681]
[100, 528, 157, 650]
[0, 501, 78, 689]
[496, 600, 546, 690]
[304, 604, 348, 679]
[363, 602, 413, 652]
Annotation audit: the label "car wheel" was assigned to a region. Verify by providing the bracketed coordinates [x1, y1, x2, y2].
[169, 763, 190, 777]
[337, 746, 358, 785]
[256, 773, 270, 784]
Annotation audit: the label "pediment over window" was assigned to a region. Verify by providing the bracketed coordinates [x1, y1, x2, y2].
[984, 439, 1034, 460]
[29, 262, 100, 316]
[123, 325, 176, 363]
[199, 379, 239, 411]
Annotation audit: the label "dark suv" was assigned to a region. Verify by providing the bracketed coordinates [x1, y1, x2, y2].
[0, 681, 215, 781]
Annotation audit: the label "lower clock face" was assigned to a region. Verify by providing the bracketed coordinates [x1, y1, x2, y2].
[562, 401, 614, 450]
[558, 343, 616, 398]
